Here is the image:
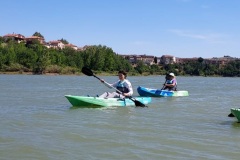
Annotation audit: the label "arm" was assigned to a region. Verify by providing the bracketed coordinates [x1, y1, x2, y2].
[101, 79, 119, 89]
[164, 79, 176, 87]
[101, 79, 113, 89]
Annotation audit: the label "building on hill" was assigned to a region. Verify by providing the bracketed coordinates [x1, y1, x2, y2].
[205, 56, 238, 68]
[77, 45, 90, 51]
[176, 55, 239, 68]
[160, 55, 176, 64]
[25, 36, 45, 44]
[45, 40, 65, 49]
[175, 57, 199, 64]
[139, 54, 155, 65]
[65, 43, 78, 50]
[45, 41, 78, 50]
[3, 33, 25, 43]
[121, 54, 138, 65]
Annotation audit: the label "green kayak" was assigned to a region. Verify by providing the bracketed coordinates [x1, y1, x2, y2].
[65, 95, 152, 108]
[230, 108, 240, 122]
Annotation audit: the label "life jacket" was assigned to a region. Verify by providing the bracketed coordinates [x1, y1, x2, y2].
[165, 79, 177, 90]
[166, 79, 175, 85]
[116, 80, 129, 93]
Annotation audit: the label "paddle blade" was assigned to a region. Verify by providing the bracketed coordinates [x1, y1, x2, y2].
[82, 67, 93, 76]
[228, 113, 235, 117]
[134, 100, 147, 107]
[129, 97, 147, 107]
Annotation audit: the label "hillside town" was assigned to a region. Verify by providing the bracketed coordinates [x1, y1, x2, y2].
[1, 32, 239, 68]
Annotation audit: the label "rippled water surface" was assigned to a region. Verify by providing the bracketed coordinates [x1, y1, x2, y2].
[0, 74, 240, 160]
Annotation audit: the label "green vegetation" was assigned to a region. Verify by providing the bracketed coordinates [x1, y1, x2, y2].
[166, 57, 240, 77]
[33, 32, 44, 38]
[0, 37, 240, 77]
[0, 39, 134, 75]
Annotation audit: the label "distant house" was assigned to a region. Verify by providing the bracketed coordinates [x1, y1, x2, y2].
[3, 33, 25, 43]
[25, 36, 45, 44]
[155, 57, 161, 64]
[206, 56, 237, 68]
[46, 40, 65, 49]
[77, 47, 84, 51]
[121, 54, 142, 65]
[65, 43, 78, 50]
[76, 45, 89, 51]
[121, 54, 132, 63]
[160, 55, 176, 64]
[121, 54, 156, 65]
[45, 41, 78, 50]
[139, 54, 155, 65]
[175, 57, 198, 64]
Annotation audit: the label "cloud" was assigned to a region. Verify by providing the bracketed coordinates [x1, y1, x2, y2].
[167, 29, 226, 43]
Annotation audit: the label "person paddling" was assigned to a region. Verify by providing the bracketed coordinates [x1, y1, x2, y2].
[162, 73, 177, 91]
[99, 70, 133, 98]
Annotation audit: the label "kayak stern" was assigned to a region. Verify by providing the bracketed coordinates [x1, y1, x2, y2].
[230, 108, 240, 122]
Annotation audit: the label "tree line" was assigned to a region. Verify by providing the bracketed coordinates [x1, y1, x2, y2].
[0, 36, 239, 77]
[0, 37, 133, 75]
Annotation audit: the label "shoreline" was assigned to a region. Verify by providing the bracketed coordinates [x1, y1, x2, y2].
[0, 71, 217, 77]
[0, 71, 161, 76]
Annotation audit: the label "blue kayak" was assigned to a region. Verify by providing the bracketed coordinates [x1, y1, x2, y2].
[137, 86, 189, 97]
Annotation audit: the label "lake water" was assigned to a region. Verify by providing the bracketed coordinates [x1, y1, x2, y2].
[0, 74, 240, 160]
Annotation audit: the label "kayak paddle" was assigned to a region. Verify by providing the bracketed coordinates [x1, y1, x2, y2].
[228, 113, 235, 117]
[161, 79, 167, 90]
[81, 67, 147, 107]
[161, 74, 169, 90]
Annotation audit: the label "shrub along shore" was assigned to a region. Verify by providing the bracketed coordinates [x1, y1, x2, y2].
[0, 37, 239, 77]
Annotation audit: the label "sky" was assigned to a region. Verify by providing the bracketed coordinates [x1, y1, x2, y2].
[1, 0, 240, 58]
